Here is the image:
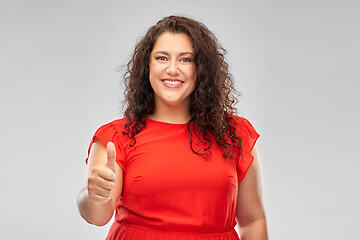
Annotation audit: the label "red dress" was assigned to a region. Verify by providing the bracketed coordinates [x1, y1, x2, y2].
[86, 116, 259, 240]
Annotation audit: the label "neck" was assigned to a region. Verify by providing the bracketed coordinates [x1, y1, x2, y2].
[147, 99, 191, 124]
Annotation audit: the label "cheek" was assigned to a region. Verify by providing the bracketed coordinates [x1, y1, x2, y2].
[148, 62, 155, 78]
[183, 65, 196, 80]
[149, 62, 164, 79]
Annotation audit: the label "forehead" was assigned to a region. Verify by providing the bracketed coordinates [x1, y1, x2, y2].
[152, 32, 194, 53]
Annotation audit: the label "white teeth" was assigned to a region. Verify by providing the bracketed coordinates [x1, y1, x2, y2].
[163, 80, 183, 85]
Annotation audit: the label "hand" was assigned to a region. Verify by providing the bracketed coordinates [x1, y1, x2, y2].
[87, 142, 117, 204]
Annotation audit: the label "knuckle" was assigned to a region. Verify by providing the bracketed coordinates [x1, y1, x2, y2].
[91, 166, 103, 174]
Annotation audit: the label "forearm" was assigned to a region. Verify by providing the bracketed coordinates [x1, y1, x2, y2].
[238, 217, 268, 240]
[77, 188, 115, 226]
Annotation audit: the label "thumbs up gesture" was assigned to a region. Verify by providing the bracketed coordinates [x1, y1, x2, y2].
[87, 142, 117, 204]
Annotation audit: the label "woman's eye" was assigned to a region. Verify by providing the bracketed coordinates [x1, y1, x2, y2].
[155, 56, 167, 61]
[181, 58, 191, 62]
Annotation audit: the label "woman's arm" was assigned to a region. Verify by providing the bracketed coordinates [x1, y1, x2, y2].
[236, 145, 268, 240]
[77, 140, 124, 226]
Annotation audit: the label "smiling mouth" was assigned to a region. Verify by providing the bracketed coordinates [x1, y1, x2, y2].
[161, 79, 185, 88]
[162, 79, 184, 85]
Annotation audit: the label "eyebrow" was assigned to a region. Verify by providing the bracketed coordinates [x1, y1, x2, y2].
[153, 51, 193, 56]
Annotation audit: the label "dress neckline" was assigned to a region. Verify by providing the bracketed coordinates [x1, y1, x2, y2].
[145, 117, 188, 126]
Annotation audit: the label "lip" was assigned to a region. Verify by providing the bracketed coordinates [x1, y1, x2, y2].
[161, 78, 184, 88]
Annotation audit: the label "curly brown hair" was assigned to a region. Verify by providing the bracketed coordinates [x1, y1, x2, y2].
[123, 15, 242, 161]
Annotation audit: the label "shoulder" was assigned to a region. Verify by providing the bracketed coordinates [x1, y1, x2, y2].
[86, 118, 128, 164]
[98, 118, 127, 131]
[91, 118, 128, 142]
[230, 114, 252, 128]
[230, 115, 259, 139]
[103, 117, 127, 127]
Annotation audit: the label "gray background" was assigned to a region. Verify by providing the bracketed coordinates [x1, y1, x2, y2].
[1, 0, 359, 239]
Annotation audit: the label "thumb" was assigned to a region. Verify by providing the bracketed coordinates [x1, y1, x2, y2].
[106, 142, 117, 174]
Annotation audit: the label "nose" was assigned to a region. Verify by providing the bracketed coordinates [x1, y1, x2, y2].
[166, 61, 180, 75]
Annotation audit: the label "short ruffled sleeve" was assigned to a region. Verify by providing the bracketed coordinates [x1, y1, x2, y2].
[236, 117, 260, 182]
[85, 120, 126, 172]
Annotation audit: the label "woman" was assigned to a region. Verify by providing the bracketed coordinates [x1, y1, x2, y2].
[77, 15, 268, 240]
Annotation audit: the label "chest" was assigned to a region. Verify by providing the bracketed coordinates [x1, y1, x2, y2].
[121, 126, 238, 198]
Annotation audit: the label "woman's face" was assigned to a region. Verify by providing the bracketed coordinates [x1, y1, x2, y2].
[149, 32, 196, 111]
